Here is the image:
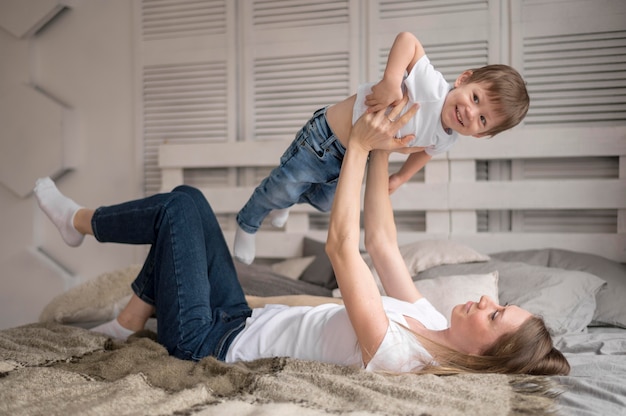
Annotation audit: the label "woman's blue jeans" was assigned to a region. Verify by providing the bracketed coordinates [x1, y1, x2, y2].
[91, 185, 252, 361]
[236, 107, 346, 233]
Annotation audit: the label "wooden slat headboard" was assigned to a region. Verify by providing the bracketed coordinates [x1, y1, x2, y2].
[159, 125, 626, 262]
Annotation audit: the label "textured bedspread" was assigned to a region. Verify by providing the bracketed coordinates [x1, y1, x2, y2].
[0, 322, 558, 416]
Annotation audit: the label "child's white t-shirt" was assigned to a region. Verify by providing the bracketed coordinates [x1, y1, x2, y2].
[352, 54, 458, 156]
[224, 296, 448, 373]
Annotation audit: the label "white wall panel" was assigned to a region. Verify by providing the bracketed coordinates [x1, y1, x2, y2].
[0, 1, 138, 329]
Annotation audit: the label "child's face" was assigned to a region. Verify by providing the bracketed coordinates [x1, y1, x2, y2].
[441, 72, 502, 138]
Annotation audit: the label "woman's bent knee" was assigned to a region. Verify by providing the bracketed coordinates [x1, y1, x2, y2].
[172, 185, 210, 210]
[172, 185, 200, 196]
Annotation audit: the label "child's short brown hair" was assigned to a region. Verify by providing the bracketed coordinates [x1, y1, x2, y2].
[466, 64, 529, 137]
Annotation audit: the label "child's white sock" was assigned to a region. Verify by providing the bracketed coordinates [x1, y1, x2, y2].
[91, 318, 134, 340]
[34, 177, 84, 247]
[234, 226, 255, 265]
[269, 208, 290, 228]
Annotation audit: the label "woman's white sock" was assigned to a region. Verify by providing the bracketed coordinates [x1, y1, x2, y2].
[233, 226, 255, 265]
[34, 177, 84, 247]
[91, 319, 134, 340]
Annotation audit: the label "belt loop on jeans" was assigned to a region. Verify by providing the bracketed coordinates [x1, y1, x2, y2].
[312, 106, 327, 118]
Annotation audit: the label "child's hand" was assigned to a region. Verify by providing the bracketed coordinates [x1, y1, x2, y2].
[388, 173, 405, 194]
[365, 78, 404, 113]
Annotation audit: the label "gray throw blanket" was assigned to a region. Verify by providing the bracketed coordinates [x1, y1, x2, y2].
[0, 322, 558, 416]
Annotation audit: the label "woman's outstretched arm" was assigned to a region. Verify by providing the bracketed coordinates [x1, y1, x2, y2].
[363, 150, 423, 303]
[326, 98, 417, 365]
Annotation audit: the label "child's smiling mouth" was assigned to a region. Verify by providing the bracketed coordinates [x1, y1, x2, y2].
[456, 106, 464, 126]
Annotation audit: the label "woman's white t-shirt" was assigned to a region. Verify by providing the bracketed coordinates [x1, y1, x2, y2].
[352, 54, 458, 156]
[224, 297, 448, 373]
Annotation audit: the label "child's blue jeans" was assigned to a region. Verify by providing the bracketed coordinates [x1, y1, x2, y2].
[91, 185, 252, 361]
[236, 107, 346, 233]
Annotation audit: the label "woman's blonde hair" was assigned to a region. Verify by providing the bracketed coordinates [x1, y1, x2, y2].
[412, 316, 570, 376]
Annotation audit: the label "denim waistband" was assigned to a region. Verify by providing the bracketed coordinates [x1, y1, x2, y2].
[213, 311, 251, 361]
[311, 106, 345, 153]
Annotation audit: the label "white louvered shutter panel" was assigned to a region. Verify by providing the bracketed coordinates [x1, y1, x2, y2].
[507, 0, 626, 235]
[136, 0, 236, 195]
[371, 0, 492, 82]
[241, 0, 355, 143]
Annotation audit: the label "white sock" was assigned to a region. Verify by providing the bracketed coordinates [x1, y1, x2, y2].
[269, 208, 290, 228]
[233, 226, 255, 265]
[91, 318, 134, 340]
[34, 177, 84, 247]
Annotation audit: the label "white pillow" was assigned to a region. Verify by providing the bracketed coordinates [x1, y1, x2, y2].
[333, 271, 499, 324]
[270, 256, 316, 280]
[361, 240, 490, 294]
[415, 272, 499, 323]
[397, 239, 490, 273]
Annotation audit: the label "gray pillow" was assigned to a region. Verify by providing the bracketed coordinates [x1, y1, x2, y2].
[491, 248, 626, 328]
[416, 260, 606, 336]
[299, 238, 337, 290]
[547, 249, 626, 328]
[491, 249, 550, 267]
[235, 261, 332, 297]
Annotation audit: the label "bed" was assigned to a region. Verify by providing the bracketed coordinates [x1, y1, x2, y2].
[1, 243, 625, 415]
[2, 138, 625, 415]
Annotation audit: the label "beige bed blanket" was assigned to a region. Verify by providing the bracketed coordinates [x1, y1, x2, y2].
[0, 322, 558, 416]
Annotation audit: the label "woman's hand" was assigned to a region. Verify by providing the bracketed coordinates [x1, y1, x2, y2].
[350, 95, 419, 153]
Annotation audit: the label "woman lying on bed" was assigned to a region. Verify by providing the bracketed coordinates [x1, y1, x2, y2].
[34, 97, 569, 376]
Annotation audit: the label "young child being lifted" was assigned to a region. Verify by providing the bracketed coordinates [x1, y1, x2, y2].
[234, 31, 529, 264]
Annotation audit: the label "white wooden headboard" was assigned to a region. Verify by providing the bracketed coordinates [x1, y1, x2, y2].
[159, 125, 626, 263]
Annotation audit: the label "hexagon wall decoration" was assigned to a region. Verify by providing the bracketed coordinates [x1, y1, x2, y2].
[0, 0, 74, 197]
